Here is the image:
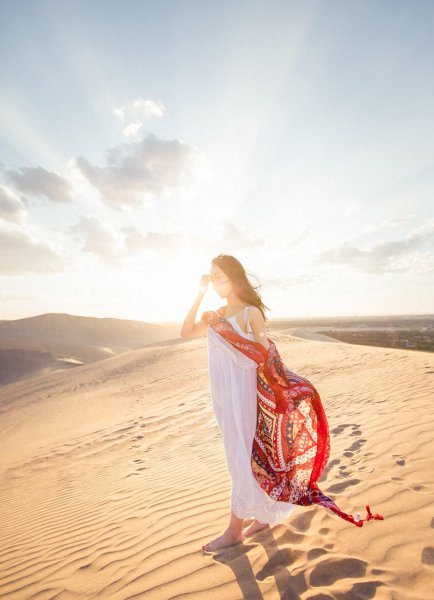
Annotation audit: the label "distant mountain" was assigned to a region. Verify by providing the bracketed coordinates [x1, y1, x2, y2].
[0, 313, 180, 386]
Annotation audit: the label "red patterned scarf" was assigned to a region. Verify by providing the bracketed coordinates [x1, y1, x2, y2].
[205, 307, 384, 528]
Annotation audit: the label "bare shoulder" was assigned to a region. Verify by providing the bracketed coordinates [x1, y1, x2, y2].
[247, 306, 266, 322]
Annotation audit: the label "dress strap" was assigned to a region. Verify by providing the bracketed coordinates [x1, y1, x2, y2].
[244, 306, 253, 333]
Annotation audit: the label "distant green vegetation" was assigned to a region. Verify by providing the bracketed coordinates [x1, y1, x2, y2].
[268, 315, 434, 353]
[320, 329, 434, 352]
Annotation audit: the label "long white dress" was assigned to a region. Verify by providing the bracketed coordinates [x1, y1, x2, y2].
[207, 305, 295, 526]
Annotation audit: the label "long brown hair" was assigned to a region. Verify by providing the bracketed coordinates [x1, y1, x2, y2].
[211, 254, 270, 322]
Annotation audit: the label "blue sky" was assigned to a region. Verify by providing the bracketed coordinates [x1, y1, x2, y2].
[1, 0, 433, 322]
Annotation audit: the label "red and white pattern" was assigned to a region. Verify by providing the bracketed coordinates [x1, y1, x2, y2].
[205, 308, 384, 528]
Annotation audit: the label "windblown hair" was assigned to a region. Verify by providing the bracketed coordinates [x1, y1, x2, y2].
[211, 253, 270, 322]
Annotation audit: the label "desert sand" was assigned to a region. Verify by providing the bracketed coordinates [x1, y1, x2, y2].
[0, 313, 180, 386]
[1, 327, 433, 599]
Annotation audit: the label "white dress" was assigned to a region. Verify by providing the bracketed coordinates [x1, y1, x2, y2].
[207, 306, 295, 526]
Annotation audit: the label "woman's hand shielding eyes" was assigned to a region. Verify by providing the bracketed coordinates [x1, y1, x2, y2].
[199, 273, 211, 292]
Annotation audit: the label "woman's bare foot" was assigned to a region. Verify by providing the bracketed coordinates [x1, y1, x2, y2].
[241, 519, 269, 537]
[202, 528, 246, 552]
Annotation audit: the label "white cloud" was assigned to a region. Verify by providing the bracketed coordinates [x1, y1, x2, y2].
[313, 219, 434, 274]
[74, 133, 204, 209]
[113, 97, 165, 137]
[120, 225, 182, 258]
[113, 106, 126, 121]
[123, 121, 143, 137]
[65, 217, 183, 264]
[67, 215, 120, 264]
[362, 214, 413, 236]
[0, 228, 65, 275]
[3, 166, 74, 202]
[263, 273, 314, 289]
[216, 221, 266, 253]
[0, 185, 27, 223]
[131, 98, 165, 118]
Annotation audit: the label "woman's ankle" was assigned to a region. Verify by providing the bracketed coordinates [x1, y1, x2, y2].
[227, 526, 243, 537]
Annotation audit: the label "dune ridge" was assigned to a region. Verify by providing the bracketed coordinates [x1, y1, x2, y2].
[0, 312, 180, 386]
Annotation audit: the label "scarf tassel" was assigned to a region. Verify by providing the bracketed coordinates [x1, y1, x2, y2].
[309, 484, 385, 527]
[336, 505, 384, 527]
[322, 501, 384, 528]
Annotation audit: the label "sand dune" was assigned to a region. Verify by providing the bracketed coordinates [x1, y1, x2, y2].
[283, 327, 342, 343]
[0, 329, 433, 599]
[0, 313, 180, 386]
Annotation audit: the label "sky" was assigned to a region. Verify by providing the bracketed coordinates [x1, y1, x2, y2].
[1, 0, 433, 323]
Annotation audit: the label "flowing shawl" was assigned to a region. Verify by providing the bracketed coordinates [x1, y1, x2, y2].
[204, 307, 384, 528]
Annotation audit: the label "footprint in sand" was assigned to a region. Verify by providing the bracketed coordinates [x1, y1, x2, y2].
[256, 548, 304, 580]
[331, 423, 357, 435]
[327, 478, 361, 494]
[331, 423, 351, 435]
[347, 438, 367, 453]
[391, 478, 430, 493]
[421, 547, 434, 565]
[291, 510, 316, 533]
[310, 556, 367, 586]
[308, 547, 328, 560]
[320, 458, 340, 481]
[392, 454, 406, 466]
[310, 558, 384, 600]
[412, 484, 431, 492]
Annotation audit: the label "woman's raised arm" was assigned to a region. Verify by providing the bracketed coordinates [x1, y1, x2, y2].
[180, 274, 210, 338]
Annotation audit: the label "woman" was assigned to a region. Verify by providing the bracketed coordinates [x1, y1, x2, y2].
[182, 254, 294, 552]
[180, 254, 383, 553]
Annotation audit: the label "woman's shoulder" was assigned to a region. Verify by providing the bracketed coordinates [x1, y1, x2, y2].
[214, 305, 260, 317]
[245, 306, 266, 323]
[245, 305, 260, 314]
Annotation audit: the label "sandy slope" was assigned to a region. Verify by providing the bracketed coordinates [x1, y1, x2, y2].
[0, 313, 180, 386]
[0, 330, 433, 599]
[281, 327, 342, 343]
